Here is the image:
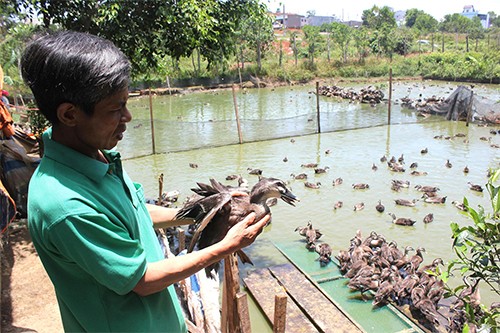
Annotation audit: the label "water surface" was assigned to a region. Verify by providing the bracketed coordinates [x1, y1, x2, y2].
[120, 81, 499, 329]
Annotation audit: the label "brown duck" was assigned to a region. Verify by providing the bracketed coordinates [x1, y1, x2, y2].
[388, 212, 416, 226]
[176, 177, 298, 276]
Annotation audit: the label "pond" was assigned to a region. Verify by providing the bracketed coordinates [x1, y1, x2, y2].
[120, 80, 499, 330]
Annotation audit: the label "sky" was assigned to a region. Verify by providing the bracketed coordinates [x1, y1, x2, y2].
[264, 0, 500, 21]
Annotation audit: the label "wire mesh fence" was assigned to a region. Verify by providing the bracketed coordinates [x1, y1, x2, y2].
[119, 81, 468, 160]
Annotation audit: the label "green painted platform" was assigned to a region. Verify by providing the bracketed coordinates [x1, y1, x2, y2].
[273, 241, 426, 333]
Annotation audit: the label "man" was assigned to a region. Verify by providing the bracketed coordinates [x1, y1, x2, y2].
[21, 30, 269, 332]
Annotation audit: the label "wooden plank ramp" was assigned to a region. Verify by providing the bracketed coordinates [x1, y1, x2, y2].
[243, 263, 363, 333]
[244, 267, 319, 333]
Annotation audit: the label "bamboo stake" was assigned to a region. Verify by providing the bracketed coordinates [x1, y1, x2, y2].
[177, 228, 185, 253]
[316, 81, 321, 133]
[149, 88, 156, 154]
[158, 173, 164, 204]
[273, 292, 287, 333]
[388, 68, 392, 125]
[232, 85, 243, 144]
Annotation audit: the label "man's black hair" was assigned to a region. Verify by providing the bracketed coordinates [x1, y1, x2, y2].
[21, 30, 131, 124]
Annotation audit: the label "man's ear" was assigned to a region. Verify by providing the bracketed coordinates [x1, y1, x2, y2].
[56, 103, 79, 126]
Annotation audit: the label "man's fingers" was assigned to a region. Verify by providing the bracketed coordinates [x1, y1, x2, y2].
[250, 214, 271, 231]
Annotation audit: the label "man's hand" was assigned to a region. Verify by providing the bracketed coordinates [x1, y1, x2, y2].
[222, 212, 271, 251]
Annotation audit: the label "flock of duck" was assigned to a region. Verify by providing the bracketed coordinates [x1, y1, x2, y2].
[283, 132, 496, 229]
[293, 226, 491, 332]
[317, 85, 385, 106]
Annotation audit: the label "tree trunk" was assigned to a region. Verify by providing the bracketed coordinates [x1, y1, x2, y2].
[279, 40, 283, 67]
[256, 41, 262, 71]
[191, 53, 197, 75]
[293, 35, 298, 66]
[239, 46, 244, 70]
[326, 33, 331, 63]
[197, 49, 201, 73]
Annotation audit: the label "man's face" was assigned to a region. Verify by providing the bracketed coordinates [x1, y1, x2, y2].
[74, 88, 131, 155]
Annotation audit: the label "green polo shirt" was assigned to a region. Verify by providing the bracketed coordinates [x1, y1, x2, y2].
[28, 128, 186, 333]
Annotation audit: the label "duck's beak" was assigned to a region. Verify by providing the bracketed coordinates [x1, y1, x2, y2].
[281, 190, 299, 206]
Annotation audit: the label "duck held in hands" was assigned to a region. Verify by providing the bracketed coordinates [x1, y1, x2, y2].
[176, 177, 299, 276]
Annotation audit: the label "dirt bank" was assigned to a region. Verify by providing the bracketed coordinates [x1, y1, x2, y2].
[1, 222, 63, 333]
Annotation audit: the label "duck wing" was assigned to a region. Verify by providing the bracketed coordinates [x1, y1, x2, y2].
[176, 192, 233, 253]
[191, 178, 229, 197]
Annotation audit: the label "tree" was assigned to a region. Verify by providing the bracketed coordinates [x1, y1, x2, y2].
[352, 27, 370, 63]
[289, 30, 300, 66]
[489, 11, 500, 28]
[413, 13, 438, 35]
[10, 0, 266, 76]
[405, 8, 426, 28]
[468, 16, 485, 51]
[361, 5, 396, 30]
[329, 22, 352, 63]
[302, 25, 321, 66]
[236, 1, 274, 72]
[392, 26, 415, 56]
[440, 13, 474, 48]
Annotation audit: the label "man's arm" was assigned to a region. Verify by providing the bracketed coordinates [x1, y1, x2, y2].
[146, 203, 194, 229]
[133, 212, 270, 296]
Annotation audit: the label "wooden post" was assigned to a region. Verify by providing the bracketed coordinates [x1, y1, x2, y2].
[316, 81, 321, 133]
[158, 173, 164, 204]
[236, 292, 251, 333]
[388, 68, 392, 125]
[232, 85, 243, 144]
[237, 65, 243, 88]
[222, 253, 241, 333]
[166, 76, 172, 95]
[273, 292, 287, 333]
[149, 88, 156, 154]
[177, 228, 185, 253]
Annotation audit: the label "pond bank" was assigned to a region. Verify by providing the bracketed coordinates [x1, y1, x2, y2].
[132, 76, 425, 96]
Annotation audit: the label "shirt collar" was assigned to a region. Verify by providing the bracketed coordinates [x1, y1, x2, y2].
[42, 127, 122, 182]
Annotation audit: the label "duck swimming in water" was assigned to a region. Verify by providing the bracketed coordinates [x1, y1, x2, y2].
[304, 181, 321, 189]
[376, 200, 385, 213]
[333, 201, 343, 210]
[388, 213, 416, 226]
[423, 213, 434, 223]
[467, 182, 483, 192]
[394, 198, 418, 207]
[176, 177, 298, 276]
